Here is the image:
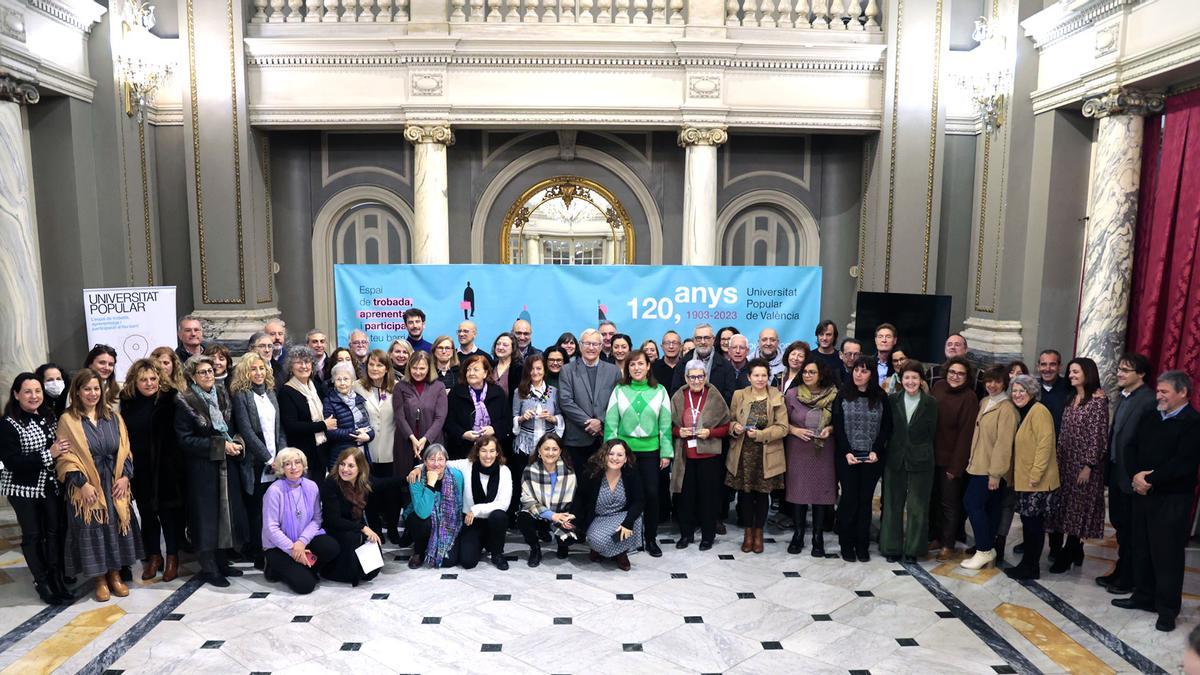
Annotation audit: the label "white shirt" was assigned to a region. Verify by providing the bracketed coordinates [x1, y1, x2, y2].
[253, 391, 278, 483]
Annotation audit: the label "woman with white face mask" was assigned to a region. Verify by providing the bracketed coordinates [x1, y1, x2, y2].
[35, 363, 67, 419]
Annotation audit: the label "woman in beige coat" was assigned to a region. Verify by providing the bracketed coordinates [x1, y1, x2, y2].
[960, 366, 1018, 570]
[1003, 374, 1060, 580]
[726, 360, 788, 554]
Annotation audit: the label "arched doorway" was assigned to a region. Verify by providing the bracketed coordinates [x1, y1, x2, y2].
[499, 176, 635, 265]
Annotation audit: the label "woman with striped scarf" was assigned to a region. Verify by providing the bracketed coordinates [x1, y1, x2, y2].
[404, 444, 464, 569]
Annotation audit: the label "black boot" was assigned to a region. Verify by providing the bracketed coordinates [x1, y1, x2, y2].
[33, 579, 62, 606]
[1047, 532, 1063, 562]
[810, 507, 826, 558]
[527, 545, 542, 568]
[788, 505, 807, 555]
[48, 569, 72, 603]
[993, 535, 1007, 566]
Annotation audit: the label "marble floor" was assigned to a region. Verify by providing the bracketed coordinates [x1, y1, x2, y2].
[0, 505, 1196, 675]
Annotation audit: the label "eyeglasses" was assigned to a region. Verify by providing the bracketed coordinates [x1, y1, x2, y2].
[947, 370, 967, 378]
[547, 359, 564, 365]
[686, 374, 706, 381]
[194, 368, 215, 376]
[513, 331, 531, 336]
[694, 336, 714, 342]
[1117, 366, 1136, 373]
[435, 345, 453, 351]
[581, 341, 601, 348]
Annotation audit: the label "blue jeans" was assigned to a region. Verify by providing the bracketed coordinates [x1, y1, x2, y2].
[963, 475, 1004, 553]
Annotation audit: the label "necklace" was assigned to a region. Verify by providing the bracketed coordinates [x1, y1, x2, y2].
[287, 483, 304, 518]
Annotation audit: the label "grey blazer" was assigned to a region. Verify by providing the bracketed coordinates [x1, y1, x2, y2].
[1108, 385, 1156, 494]
[557, 358, 621, 446]
[231, 388, 288, 491]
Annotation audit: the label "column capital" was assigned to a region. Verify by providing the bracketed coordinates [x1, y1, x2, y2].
[404, 124, 455, 145]
[1082, 87, 1164, 119]
[0, 71, 40, 106]
[677, 126, 727, 147]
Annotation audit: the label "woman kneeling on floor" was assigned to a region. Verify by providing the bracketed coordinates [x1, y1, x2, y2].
[320, 447, 383, 586]
[574, 439, 644, 571]
[404, 444, 464, 569]
[262, 448, 340, 594]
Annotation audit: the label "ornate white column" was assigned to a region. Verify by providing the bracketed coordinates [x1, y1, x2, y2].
[0, 74, 48, 391]
[404, 124, 454, 264]
[523, 232, 541, 264]
[1078, 87, 1163, 390]
[678, 126, 727, 265]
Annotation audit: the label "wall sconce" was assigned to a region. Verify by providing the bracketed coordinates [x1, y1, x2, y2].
[962, 16, 1010, 135]
[115, 0, 172, 119]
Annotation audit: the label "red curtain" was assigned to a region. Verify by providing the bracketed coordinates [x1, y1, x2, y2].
[1127, 89, 1200, 409]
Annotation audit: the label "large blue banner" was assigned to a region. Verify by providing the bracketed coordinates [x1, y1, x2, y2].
[334, 265, 822, 351]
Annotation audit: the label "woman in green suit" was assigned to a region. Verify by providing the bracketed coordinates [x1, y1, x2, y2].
[881, 361, 939, 563]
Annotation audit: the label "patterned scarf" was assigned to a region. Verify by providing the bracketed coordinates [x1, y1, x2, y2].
[425, 468, 462, 567]
[471, 385, 490, 433]
[793, 385, 837, 449]
[191, 384, 231, 440]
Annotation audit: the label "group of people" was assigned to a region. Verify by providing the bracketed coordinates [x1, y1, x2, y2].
[1, 311, 1196, 634]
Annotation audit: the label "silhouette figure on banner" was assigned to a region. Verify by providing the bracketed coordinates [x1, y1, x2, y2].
[462, 281, 475, 319]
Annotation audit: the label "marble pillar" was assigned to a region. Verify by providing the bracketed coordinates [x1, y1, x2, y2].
[1078, 87, 1163, 390]
[0, 75, 48, 391]
[679, 126, 726, 265]
[404, 124, 454, 264]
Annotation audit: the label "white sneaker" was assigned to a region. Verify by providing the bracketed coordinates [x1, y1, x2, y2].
[960, 549, 996, 570]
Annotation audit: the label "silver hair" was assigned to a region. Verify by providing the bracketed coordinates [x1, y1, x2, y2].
[348, 329, 368, 340]
[1010, 374, 1040, 400]
[1159, 370, 1193, 396]
[684, 359, 707, 374]
[305, 328, 326, 340]
[729, 334, 749, 347]
[598, 320, 617, 330]
[183, 354, 215, 380]
[284, 345, 315, 375]
[331, 361, 356, 380]
[692, 322, 713, 335]
[178, 314, 201, 330]
[421, 443, 449, 463]
[579, 328, 602, 342]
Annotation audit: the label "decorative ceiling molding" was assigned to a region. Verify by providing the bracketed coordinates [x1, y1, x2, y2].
[25, 0, 106, 34]
[1021, 0, 1142, 50]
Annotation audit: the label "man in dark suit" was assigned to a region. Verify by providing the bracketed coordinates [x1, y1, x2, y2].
[1096, 353, 1157, 594]
[1036, 349, 1071, 434]
[1113, 371, 1200, 632]
[305, 329, 329, 390]
[264, 319, 288, 376]
[870, 323, 897, 387]
[558, 328, 621, 472]
[671, 323, 738, 403]
[175, 315, 208, 364]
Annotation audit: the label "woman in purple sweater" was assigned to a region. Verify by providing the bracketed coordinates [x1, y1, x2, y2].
[261, 448, 340, 594]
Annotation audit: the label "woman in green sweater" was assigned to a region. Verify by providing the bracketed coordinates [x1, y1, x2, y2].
[604, 349, 672, 557]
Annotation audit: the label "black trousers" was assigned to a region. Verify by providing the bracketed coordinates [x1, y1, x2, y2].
[8, 495, 61, 582]
[1107, 469, 1134, 587]
[837, 463, 882, 555]
[241, 482, 271, 561]
[566, 439, 601, 479]
[405, 513, 463, 566]
[367, 473, 404, 535]
[1131, 492, 1192, 619]
[140, 502, 184, 558]
[1016, 512, 1045, 570]
[929, 466, 964, 547]
[458, 511, 508, 568]
[633, 450, 664, 542]
[738, 491, 770, 528]
[507, 452, 530, 518]
[323, 530, 381, 586]
[676, 456, 722, 542]
[264, 534, 340, 595]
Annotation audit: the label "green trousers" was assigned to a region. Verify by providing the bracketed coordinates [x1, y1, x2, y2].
[880, 466, 934, 557]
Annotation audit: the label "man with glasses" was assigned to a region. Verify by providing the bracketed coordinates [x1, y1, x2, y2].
[839, 338, 862, 383]
[248, 331, 282, 386]
[512, 319, 540, 359]
[671, 323, 738, 404]
[653, 331, 683, 394]
[348, 330, 370, 377]
[558, 328, 622, 471]
[456, 321, 490, 362]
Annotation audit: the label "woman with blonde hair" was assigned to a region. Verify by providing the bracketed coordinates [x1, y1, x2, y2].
[388, 339, 413, 382]
[230, 352, 287, 569]
[56, 369, 143, 601]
